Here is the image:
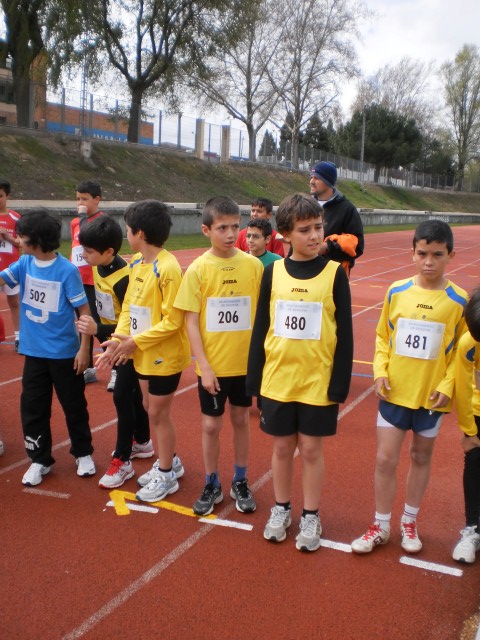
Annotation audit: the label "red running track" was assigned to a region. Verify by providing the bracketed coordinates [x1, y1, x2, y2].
[1, 228, 480, 639]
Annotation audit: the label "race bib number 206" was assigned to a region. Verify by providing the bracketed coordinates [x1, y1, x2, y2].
[206, 297, 251, 332]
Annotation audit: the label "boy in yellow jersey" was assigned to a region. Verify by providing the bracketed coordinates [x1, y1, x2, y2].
[96, 200, 190, 502]
[76, 216, 152, 489]
[247, 193, 353, 552]
[351, 220, 467, 555]
[174, 196, 263, 516]
[452, 288, 480, 564]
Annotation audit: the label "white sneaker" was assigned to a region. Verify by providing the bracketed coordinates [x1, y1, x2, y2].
[22, 462, 51, 486]
[296, 514, 322, 552]
[83, 368, 97, 384]
[135, 469, 179, 502]
[76, 455, 96, 477]
[98, 458, 134, 489]
[452, 526, 480, 564]
[130, 439, 155, 459]
[0, 438, 4, 456]
[107, 369, 117, 392]
[137, 455, 184, 487]
[263, 505, 292, 542]
[351, 522, 390, 554]
[400, 519, 422, 553]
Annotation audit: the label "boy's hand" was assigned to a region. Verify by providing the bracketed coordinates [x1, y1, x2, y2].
[76, 315, 97, 336]
[200, 368, 221, 395]
[74, 346, 89, 375]
[95, 339, 120, 370]
[374, 377, 390, 399]
[461, 434, 480, 452]
[429, 390, 449, 409]
[109, 334, 137, 365]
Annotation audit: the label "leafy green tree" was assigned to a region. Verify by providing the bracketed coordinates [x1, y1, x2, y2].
[259, 130, 277, 157]
[302, 112, 335, 151]
[337, 104, 423, 182]
[440, 44, 480, 190]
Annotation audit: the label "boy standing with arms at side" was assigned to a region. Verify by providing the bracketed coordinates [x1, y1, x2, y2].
[452, 288, 480, 564]
[175, 196, 263, 516]
[0, 178, 21, 351]
[351, 220, 467, 555]
[245, 218, 283, 268]
[70, 180, 105, 384]
[0, 209, 95, 485]
[76, 215, 152, 489]
[247, 193, 353, 552]
[97, 200, 190, 502]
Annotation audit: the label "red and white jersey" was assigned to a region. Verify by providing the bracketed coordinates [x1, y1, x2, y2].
[0, 209, 21, 270]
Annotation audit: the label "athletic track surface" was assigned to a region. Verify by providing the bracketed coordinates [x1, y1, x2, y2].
[1, 226, 480, 640]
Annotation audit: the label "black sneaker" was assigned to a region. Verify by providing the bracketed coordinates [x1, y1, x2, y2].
[230, 479, 256, 513]
[192, 482, 223, 516]
[14, 339, 19, 353]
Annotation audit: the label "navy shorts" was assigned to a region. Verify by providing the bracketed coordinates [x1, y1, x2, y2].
[136, 371, 182, 396]
[197, 375, 252, 416]
[260, 398, 338, 437]
[378, 400, 444, 436]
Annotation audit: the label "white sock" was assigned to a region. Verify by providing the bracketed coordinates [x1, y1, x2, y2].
[402, 504, 420, 523]
[375, 512, 391, 531]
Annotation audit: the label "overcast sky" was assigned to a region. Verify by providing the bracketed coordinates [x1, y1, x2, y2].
[341, 0, 480, 111]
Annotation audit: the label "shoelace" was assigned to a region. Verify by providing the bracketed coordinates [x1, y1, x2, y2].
[402, 522, 418, 540]
[233, 480, 251, 499]
[200, 484, 217, 501]
[269, 507, 290, 527]
[362, 524, 383, 540]
[301, 515, 319, 537]
[107, 458, 124, 475]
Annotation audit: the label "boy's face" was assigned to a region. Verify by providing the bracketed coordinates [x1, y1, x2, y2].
[246, 227, 269, 257]
[202, 214, 241, 257]
[0, 188, 9, 212]
[251, 205, 270, 220]
[76, 192, 101, 216]
[412, 239, 454, 286]
[126, 225, 142, 252]
[82, 246, 114, 267]
[282, 216, 324, 261]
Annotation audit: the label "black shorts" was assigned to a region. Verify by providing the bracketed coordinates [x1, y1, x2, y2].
[260, 398, 338, 437]
[136, 371, 182, 396]
[197, 375, 252, 417]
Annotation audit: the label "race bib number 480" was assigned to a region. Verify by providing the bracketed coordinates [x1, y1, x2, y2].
[395, 318, 445, 360]
[206, 297, 251, 332]
[274, 300, 323, 340]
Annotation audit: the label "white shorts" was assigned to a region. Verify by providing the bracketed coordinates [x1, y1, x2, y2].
[0, 283, 20, 296]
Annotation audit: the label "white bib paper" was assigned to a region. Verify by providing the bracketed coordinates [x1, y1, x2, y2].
[23, 274, 61, 313]
[206, 296, 251, 332]
[274, 300, 323, 340]
[71, 245, 88, 267]
[95, 289, 115, 321]
[130, 304, 151, 336]
[395, 317, 445, 360]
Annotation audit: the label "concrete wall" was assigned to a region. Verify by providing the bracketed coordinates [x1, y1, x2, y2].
[9, 203, 480, 241]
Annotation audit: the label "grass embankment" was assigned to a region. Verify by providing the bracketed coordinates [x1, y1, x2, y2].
[2, 130, 480, 213]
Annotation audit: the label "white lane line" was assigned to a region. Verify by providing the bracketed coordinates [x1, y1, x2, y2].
[0, 376, 22, 387]
[106, 500, 158, 515]
[23, 488, 70, 499]
[399, 556, 463, 577]
[198, 517, 253, 531]
[320, 539, 352, 553]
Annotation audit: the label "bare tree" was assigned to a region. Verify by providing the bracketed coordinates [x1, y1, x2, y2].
[187, 0, 284, 161]
[440, 44, 480, 190]
[269, 0, 365, 169]
[86, 0, 242, 144]
[351, 57, 436, 134]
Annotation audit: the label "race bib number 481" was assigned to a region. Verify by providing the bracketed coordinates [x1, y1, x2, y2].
[395, 318, 446, 360]
[274, 300, 323, 340]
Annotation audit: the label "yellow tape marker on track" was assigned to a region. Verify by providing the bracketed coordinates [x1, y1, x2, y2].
[109, 489, 216, 520]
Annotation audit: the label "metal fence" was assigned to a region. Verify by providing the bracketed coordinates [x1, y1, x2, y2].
[1, 77, 478, 193]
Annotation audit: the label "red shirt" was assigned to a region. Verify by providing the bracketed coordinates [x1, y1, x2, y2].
[235, 227, 285, 257]
[0, 209, 21, 270]
[70, 211, 104, 285]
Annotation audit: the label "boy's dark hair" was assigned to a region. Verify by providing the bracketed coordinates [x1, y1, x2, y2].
[413, 220, 454, 253]
[251, 197, 273, 214]
[79, 215, 123, 255]
[247, 218, 273, 238]
[202, 196, 240, 227]
[0, 178, 11, 195]
[76, 180, 102, 198]
[465, 287, 480, 342]
[16, 208, 61, 252]
[124, 200, 172, 247]
[276, 193, 322, 233]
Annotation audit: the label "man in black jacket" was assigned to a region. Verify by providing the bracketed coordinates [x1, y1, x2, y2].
[309, 161, 364, 277]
